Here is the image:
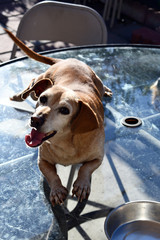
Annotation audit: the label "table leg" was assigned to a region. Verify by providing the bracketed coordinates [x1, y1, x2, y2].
[110, 0, 117, 28]
[65, 165, 77, 207]
[43, 177, 113, 239]
[103, 0, 109, 20]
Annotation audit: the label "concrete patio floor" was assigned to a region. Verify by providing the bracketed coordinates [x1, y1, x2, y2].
[1, 0, 160, 63]
[1, 0, 157, 63]
[1, 0, 160, 62]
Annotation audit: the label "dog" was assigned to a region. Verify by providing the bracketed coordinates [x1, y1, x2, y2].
[5, 29, 112, 206]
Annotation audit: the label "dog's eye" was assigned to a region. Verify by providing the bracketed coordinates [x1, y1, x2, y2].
[40, 95, 47, 104]
[59, 107, 70, 115]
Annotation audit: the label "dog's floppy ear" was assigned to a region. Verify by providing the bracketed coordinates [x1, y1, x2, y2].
[71, 100, 100, 134]
[22, 78, 53, 100]
[10, 78, 53, 101]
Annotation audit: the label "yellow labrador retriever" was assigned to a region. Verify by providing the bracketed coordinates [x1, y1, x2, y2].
[5, 29, 112, 206]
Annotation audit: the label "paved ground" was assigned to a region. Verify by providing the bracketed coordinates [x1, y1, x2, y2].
[0, 0, 39, 62]
[1, 0, 160, 63]
[2, 0, 159, 63]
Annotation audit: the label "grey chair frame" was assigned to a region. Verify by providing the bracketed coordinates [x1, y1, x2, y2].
[11, 0, 107, 59]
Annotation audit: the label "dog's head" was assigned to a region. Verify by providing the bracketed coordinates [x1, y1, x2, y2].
[25, 80, 102, 147]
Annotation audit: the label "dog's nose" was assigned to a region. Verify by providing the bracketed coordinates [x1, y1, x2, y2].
[30, 115, 45, 129]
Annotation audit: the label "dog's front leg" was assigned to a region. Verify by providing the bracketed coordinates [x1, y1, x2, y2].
[38, 159, 68, 206]
[72, 158, 102, 201]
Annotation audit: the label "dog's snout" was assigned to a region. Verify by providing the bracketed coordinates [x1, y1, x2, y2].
[31, 115, 45, 129]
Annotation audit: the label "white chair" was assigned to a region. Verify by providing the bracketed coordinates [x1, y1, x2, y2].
[11, 0, 107, 59]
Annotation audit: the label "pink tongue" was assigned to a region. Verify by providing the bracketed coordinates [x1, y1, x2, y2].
[25, 129, 46, 147]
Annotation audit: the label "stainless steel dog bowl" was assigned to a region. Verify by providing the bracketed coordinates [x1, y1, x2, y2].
[104, 201, 160, 240]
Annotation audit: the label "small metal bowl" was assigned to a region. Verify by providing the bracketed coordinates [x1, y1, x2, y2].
[104, 201, 160, 240]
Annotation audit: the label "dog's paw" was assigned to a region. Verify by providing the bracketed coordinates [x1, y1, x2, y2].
[10, 94, 24, 102]
[104, 86, 112, 97]
[50, 185, 68, 206]
[72, 178, 90, 202]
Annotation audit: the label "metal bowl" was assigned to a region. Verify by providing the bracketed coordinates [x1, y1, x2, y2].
[104, 201, 160, 240]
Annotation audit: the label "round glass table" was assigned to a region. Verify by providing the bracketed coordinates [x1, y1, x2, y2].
[0, 45, 160, 239]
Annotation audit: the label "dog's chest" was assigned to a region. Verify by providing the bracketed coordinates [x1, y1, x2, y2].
[39, 131, 104, 166]
[40, 139, 82, 165]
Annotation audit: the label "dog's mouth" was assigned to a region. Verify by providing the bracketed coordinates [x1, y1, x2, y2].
[25, 128, 57, 147]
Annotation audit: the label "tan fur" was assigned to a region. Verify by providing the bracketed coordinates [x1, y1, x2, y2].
[150, 78, 160, 103]
[5, 29, 112, 205]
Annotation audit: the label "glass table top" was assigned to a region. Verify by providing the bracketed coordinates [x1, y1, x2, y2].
[0, 45, 160, 239]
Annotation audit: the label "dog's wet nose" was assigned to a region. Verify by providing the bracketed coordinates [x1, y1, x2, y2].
[31, 115, 45, 129]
